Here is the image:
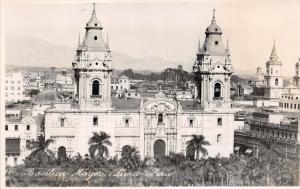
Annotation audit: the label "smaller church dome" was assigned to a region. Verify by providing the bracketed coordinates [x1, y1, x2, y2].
[252, 72, 265, 82]
[34, 90, 64, 105]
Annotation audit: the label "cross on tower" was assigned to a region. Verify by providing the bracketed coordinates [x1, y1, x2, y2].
[92, 3, 96, 13]
[212, 8, 216, 18]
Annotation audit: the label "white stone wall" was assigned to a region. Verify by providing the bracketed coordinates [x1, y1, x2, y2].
[279, 93, 300, 112]
[5, 116, 38, 166]
[44, 102, 236, 160]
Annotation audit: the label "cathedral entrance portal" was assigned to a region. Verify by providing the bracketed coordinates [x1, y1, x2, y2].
[153, 139, 166, 160]
[58, 146, 67, 161]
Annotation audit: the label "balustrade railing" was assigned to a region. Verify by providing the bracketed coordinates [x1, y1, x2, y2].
[250, 120, 297, 132]
[90, 95, 102, 99]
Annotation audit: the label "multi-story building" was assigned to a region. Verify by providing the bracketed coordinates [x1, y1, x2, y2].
[111, 74, 130, 92]
[42, 70, 75, 95]
[234, 111, 299, 159]
[5, 109, 40, 166]
[40, 6, 239, 162]
[5, 72, 28, 103]
[278, 61, 300, 112]
[279, 85, 300, 112]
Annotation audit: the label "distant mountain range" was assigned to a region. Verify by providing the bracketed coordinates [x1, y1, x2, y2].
[8, 35, 288, 79]
[6, 35, 181, 72]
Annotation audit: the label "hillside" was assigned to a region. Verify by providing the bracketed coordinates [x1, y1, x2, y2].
[6, 35, 181, 72]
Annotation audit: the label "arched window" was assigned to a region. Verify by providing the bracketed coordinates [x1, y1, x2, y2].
[158, 113, 163, 123]
[217, 134, 222, 143]
[275, 78, 278, 86]
[214, 83, 221, 98]
[14, 157, 18, 165]
[92, 80, 100, 95]
[26, 140, 30, 149]
[238, 85, 242, 95]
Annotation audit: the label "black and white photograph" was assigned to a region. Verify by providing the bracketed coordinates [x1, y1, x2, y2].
[1, 0, 300, 187]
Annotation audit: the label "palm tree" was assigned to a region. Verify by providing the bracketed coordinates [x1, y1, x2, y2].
[119, 145, 141, 170]
[258, 137, 283, 185]
[186, 134, 210, 162]
[88, 131, 112, 160]
[27, 135, 55, 166]
[119, 145, 141, 185]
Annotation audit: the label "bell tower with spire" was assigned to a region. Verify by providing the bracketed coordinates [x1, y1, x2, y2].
[193, 9, 233, 110]
[264, 40, 283, 99]
[72, 3, 113, 110]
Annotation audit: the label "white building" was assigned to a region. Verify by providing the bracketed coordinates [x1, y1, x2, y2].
[42, 7, 238, 161]
[5, 72, 28, 102]
[5, 109, 40, 166]
[279, 83, 300, 112]
[111, 74, 130, 92]
[249, 41, 287, 108]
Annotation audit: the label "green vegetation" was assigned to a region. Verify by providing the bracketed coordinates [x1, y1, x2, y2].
[88, 131, 112, 160]
[25, 135, 56, 167]
[186, 134, 210, 162]
[6, 133, 298, 186]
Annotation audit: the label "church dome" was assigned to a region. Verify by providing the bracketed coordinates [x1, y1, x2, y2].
[252, 72, 265, 82]
[205, 10, 222, 34]
[34, 90, 64, 105]
[85, 13, 102, 29]
[205, 21, 222, 34]
[85, 4, 103, 29]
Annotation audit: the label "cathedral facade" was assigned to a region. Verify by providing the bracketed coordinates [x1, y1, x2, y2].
[43, 6, 238, 160]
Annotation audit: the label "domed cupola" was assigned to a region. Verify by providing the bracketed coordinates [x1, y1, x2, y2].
[34, 90, 64, 105]
[81, 3, 106, 50]
[197, 9, 226, 56]
[205, 9, 222, 35]
[85, 4, 103, 30]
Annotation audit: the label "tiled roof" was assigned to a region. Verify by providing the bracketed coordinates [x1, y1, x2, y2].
[112, 97, 141, 110]
[139, 92, 157, 98]
[179, 100, 202, 111]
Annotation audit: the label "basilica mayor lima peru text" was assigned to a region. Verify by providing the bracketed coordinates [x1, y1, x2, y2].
[42, 5, 240, 160]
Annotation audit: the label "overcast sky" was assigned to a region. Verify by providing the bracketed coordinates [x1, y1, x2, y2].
[5, 0, 300, 76]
